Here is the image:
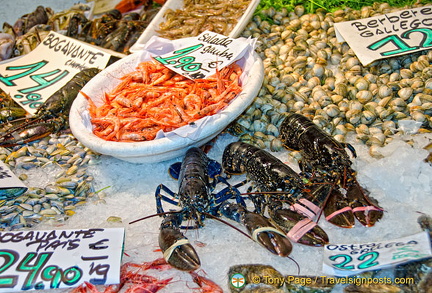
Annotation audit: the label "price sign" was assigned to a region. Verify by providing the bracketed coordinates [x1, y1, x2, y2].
[153, 31, 252, 79]
[0, 31, 111, 115]
[0, 160, 27, 200]
[334, 6, 432, 65]
[323, 231, 432, 276]
[0, 228, 124, 292]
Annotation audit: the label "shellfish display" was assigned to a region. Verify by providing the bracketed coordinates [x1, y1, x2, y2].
[1, 1, 432, 292]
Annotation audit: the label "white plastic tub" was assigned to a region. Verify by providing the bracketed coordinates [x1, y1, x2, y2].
[129, 0, 260, 53]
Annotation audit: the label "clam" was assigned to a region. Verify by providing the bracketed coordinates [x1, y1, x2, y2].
[356, 90, 373, 104]
[235, 3, 432, 157]
[398, 87, 414, 101]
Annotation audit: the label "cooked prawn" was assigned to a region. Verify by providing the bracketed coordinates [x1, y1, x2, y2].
[83, 60, 242, 142]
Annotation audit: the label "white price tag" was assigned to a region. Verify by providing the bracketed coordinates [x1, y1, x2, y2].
[0, 31, 111, 115]
[0, 228, 124, 291]
[334, 5, 432, 65]
[153, 30, 254, 79]
[0, 160, 27, 199]
[323, 231, 432, 276]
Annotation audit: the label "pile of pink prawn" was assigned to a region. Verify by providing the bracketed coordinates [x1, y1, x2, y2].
[70, 258, 222, 293]
[83, 59, 243, 142]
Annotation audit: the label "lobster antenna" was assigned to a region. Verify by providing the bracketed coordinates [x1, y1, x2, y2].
[204, 212, 301, 274]
[129, 211, 180, 224]
[201, 212, 252, 240]
[288, 256, 301, 275]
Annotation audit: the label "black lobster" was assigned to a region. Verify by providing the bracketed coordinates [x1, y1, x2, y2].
[222, 141, 331, 247]
[279, 113, 384, 227]
[132, 147, 292, 271]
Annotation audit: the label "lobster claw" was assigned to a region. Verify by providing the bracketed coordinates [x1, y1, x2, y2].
[323, 188, 355, 228]
[269, 207, 329, 247]
[220, 202, 292, 257]
[159, 227, 200, 271]
[243, 212, 293, 257]
[159, 214, 200, 271]
[346, 181, 384, 227]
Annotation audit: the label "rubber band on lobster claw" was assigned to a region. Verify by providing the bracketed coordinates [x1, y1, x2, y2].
[346, 181, 384, 227]
[268, 206, 329, 247]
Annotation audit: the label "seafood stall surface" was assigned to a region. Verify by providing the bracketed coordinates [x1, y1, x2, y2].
[1, 1, 432, 293]
[24, 131, 432, 292]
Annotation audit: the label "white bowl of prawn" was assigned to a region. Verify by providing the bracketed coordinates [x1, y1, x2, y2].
[69, 36, 264, 163]
[128, 0, 260, 53]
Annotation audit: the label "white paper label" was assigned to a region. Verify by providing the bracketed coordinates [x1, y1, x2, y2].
[323, 231, 432, 276]
[0, 31, 111, 115]
[334, 6, 432, 65]
[0, 228, 124, 291]
[153, 30, 252, 79]
[0, 160, 27, 199]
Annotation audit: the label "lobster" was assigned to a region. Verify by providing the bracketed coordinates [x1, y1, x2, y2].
[0, 67, 100, 147]
[279, 113, 384, 227]
[222, 141, 331, 247]
[131, 147, 292, 271]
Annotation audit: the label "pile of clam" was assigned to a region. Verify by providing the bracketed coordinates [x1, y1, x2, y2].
[232, 3, 432, 158]
[0, 134, 101, 230]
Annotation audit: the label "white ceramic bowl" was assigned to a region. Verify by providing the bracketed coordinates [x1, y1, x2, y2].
[69, 48, 263, 163]
[129, 0, 260, 53]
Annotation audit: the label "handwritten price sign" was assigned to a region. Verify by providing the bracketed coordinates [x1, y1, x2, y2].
[0, 228, 124, 292]
[0, 160, 27, 200]
[154, 31, 253, 79]
[334, 6, 432, 65]
[0, 31, 111, 115]
[323, 231, 432, 276]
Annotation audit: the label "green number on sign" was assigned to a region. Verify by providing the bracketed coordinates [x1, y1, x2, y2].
[155, 44, 203, 65]
[0, 61, 47, 86]
[0, 250, 19, 288]
[329, 254, 355, 270]
[367, 35, 418, 56]
[16, 252, 53, 290]
[21, 69, 69, 94]
[357, 251, 379, 269]
[402, 28, 432, 49]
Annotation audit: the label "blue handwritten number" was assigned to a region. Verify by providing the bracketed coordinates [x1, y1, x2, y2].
[0, 250, 19, 288]
[329, 254, 355, 270]
[357, 251, 379, 269]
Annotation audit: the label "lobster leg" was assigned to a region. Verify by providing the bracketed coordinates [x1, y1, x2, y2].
[220, 202, 293, 257]
[159, 213, 200, 271]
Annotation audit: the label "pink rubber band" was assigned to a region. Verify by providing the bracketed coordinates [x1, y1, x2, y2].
[299, 198, 321, 214]
[290, 204, 316, 219]
[325, 206, 353, 221]
[352, 206, 383, 213]
[287, 218, 317, 242]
